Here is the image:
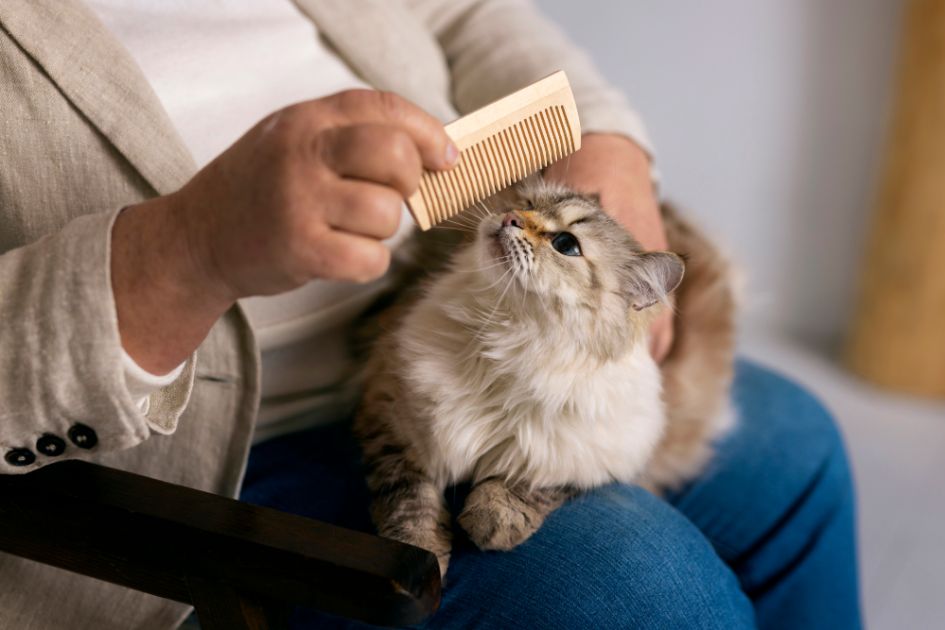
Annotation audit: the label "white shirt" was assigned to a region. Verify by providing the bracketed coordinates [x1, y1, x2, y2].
[89, 0, 415, 441]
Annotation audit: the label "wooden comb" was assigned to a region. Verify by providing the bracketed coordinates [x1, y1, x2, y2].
[407, 70, 582, 230]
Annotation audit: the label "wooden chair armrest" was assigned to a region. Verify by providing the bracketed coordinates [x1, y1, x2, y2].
[0, 460, 440, 628]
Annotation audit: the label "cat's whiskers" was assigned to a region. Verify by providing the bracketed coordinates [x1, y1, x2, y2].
[441, 214, 477, 226]
[485, 274, 515, 324]
[452, 206, 487, 224]
[432, 225, 476, 235]
[439, 214, 479, 231]
[466, 204, 484, 220]
[475, 200, 494, 216]
[454, 206, 482, 226]
[521, 255, 531, 309]
[508, 235, 535, 287]
[470, 271, 517, 344]
[478, 262, 516, 292]
[452, 256, 513, 274]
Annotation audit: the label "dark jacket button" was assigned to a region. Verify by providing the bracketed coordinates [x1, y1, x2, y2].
[5, 448, 36, 467]
[67, 423, 98, 449]
[36, 434, 67, 457]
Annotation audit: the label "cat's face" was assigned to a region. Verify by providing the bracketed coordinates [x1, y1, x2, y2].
[473, 180, 684, 317]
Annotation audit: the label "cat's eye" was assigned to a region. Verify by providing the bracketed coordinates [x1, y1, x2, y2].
[551, 232, 582, 256]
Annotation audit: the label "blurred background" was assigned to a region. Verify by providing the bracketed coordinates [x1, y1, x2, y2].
[536, 0, 945, 628]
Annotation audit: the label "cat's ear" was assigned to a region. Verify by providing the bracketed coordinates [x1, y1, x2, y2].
[623, 252, 685, 311]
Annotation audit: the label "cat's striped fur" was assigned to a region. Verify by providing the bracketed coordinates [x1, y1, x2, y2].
[354, 179, 735, 575]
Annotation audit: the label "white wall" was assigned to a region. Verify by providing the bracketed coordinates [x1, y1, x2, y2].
[535, 0, 903, 349]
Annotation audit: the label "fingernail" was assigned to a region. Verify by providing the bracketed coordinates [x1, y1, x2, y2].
[445, 142, 459, 166]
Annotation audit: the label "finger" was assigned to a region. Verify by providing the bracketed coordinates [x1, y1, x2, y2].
[324, 179, 404, 240]
[325, 89, 458, 170]
[650, 329, 671, 363]
[307, 229, 392, 283]
[649, 311, 675, 363]
[320, 125, 423, 198]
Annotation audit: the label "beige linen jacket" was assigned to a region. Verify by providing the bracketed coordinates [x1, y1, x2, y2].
[0, 0, 650, 627]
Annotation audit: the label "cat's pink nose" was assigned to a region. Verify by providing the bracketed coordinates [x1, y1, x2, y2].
[502, 212, 524, 229]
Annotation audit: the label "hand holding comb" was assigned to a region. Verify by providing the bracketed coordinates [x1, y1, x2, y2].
[407, 71, 582, 230]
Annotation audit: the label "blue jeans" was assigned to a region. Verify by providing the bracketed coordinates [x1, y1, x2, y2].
[240, 360, 862, 629]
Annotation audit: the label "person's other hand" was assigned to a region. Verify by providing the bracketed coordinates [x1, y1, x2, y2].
[544, 133, 675, 363]
[648, 300, 675, 363]
[112, 90, 456, 373]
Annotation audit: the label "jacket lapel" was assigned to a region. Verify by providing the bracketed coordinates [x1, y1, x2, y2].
[292, 0, 457, 122]
[0, 0, 196, 196]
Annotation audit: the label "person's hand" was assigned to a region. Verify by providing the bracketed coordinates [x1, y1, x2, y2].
[174, 90, 457, 299]
[112, 90, 457, 373]
[648, 300, 675, 363]
[544, 133, 675, 363]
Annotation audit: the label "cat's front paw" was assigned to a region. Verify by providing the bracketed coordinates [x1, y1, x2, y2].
[458, 480, 540, 551]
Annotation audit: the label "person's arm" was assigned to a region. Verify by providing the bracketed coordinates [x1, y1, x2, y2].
[0, 207, 187, 474]
[406, 0, 674, 359]
[113, 91, 457, 375]
[0, 90, 455, 474]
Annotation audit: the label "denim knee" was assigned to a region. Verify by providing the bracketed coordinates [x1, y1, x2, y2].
[734, 359, 853, 510]
[712, 364, 862, 628]
[667, 360, 856, 562]
[432, 485, 755, 629]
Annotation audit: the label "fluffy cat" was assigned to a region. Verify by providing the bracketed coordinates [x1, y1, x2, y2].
[354, 179, 735, 575]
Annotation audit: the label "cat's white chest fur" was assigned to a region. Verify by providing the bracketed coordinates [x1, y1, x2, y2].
[397, 302, 666, 490]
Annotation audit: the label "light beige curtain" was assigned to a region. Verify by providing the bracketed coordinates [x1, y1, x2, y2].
[846, 0, 945, 397]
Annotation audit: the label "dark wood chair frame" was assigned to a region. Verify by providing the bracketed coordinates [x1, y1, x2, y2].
[0, 460, 441, 629]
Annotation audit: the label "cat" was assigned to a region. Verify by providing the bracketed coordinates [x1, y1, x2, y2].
[354, 178, 736, 575]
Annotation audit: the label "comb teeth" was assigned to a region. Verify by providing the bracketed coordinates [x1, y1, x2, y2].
[407, 71, 582, 230]
[417, 106, 576, 226]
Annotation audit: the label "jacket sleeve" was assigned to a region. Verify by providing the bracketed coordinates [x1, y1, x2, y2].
[405, 0, 655, 158]
[0, 207, 195, 474]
